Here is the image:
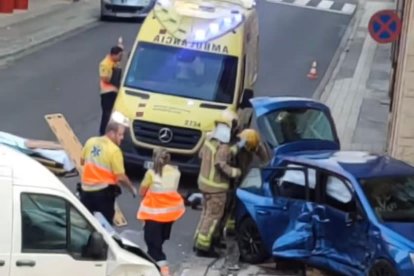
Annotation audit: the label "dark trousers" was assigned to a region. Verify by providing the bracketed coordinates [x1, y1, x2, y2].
[99, 91, 117, 135]
[80, 186, 118, 225]
[144, 220, 173, 262]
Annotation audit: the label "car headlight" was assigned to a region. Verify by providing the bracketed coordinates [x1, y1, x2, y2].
[409, 253, 414, 265]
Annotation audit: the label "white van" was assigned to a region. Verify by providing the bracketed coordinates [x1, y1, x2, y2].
[0, 144, 161, 276]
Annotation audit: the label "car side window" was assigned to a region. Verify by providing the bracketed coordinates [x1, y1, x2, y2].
[21, 193, 102, 260]
[240, 168, 263, 194]
[274, 164, 316, 201]
[323, 175, 354, 212]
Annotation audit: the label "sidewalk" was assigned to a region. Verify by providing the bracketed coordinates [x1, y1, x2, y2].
[0, 0, 99, 65]
[319, 0, 394, 153]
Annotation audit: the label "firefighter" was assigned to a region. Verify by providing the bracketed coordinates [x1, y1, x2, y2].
[193, 110, 245, 257]
[80, 112, 137, 225]
[223, 128, 271, 236]
[137, 147, 185, 276]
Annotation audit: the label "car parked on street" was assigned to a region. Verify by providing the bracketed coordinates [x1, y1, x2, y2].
[235, 97, 414, 276]
[100, 0, 155, 20]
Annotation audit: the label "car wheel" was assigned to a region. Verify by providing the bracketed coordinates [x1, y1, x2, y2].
[237, 216, 268, 264]
[368, 260, 397, 276]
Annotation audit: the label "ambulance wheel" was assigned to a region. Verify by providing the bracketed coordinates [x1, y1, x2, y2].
[368, 260, 397, 276]
[237, 217, 268, 264]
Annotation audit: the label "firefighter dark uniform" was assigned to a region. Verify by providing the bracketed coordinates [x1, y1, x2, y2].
[223, 129, 271, 234]
[194, 110, 242, 256]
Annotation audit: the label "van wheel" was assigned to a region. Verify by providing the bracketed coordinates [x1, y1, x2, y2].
[237, 217, 268, 264]
[368, 260, 397, 276]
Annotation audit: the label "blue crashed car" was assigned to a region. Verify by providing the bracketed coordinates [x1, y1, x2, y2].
[235, 97, 414, 276]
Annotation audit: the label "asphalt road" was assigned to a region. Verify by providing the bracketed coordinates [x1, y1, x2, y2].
[0, 0, 354, 272]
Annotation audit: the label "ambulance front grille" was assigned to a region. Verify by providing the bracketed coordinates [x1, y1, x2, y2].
[132, 120, 201, 150]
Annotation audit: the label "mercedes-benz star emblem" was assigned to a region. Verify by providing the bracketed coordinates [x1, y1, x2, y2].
[158, 128, 173, 143]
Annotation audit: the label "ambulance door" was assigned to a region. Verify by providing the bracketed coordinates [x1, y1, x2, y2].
[0, 166, 13, 276]
[10, 186, 107, 276]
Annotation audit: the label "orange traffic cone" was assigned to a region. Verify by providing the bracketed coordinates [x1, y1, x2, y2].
[307, 61, 318, 80]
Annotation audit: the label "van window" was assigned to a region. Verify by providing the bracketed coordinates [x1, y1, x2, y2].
[21, 193, 101, 259]
[124, 42, 238, 104]
[258, 108, 335, 147]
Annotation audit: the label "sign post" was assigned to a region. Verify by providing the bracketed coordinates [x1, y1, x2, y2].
[368, 9, 402, 44]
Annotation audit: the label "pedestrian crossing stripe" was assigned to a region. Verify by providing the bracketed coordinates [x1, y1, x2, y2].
[265, 0, 357, 15]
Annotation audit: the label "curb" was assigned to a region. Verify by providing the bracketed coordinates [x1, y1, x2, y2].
[312, 0, 363, 100]
[0, 15, 100, 67]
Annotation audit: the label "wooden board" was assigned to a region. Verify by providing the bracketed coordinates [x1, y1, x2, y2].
[44, 113, 128, 227]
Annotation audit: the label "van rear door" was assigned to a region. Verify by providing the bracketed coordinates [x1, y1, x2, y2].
[0, 166, 13, 276]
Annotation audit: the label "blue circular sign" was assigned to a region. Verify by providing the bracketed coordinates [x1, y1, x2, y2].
[368, 10, 401, 44]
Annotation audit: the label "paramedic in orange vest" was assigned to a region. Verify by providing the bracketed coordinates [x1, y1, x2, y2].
[80, 112, 137, 224]
[137, 147, 185, 276]
[99, 42, 124, 135]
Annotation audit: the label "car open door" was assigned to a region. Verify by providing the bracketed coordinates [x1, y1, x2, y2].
[250, 97, 340, 160]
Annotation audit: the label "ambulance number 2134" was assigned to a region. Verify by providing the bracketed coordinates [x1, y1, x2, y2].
[185, 120, 201, 128]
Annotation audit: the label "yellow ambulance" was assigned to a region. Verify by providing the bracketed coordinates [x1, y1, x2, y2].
[112, 0, 259, 173]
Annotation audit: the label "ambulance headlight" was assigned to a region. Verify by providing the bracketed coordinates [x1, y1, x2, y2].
[195, 29, 206, 41]
[110, 111, 130, 127]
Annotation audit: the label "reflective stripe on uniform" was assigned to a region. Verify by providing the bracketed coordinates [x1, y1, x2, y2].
[198, 175, 229, 189]
[100, 80, 117, 93]
[137, 166, 185, 223]
[82, 162, 118, 185]
[138, 204, 185, 215]
[202, 140, 229, 189]
[195, 219, 218, 251]
[81, 183, 109, 191]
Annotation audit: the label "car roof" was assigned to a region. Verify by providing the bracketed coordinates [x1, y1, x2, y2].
[0, 144, 68, 190]
[280, 150, 414, 179]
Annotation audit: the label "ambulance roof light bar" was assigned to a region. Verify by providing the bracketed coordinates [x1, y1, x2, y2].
[156, 0, 248, 42]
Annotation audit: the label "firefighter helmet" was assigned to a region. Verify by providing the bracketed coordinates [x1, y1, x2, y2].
[214, 110, 239, 128]
[238, 129, 260, 152]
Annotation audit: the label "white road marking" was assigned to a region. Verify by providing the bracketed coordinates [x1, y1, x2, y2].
[265, 0, 357, 15]
[342, 3, 357, 14]
[317, 0, 334, 9]
[295, 0, 311, 5]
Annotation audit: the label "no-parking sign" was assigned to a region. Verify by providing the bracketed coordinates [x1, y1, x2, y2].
[368, 9, 402, 44]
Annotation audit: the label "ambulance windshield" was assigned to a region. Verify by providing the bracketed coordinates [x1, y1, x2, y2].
[124, 42, 238, 104]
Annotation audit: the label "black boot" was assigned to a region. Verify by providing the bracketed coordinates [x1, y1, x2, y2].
[195, 248, 220, 258]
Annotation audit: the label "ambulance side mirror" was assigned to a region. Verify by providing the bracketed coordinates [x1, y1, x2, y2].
[240, 89, 254, 108]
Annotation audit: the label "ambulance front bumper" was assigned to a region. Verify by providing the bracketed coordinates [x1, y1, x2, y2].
[120, 134, 201, 174]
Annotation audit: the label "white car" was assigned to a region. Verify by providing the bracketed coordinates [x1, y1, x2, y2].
[100, 0, 155, 20]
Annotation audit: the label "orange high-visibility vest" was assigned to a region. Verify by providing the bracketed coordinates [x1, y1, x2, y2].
[137, 165, 185, 223]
